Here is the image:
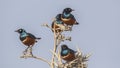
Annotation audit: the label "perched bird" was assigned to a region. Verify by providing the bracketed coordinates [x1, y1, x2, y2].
[15, 28, 41, 52]
[61, 8, 79, 26]
[51, 14, 65, 33]
[53, 14, 63, 24]
[61, 45, 76, 62]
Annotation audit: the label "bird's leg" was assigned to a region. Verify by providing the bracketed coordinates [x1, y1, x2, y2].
[21, 46, 29, 58]
[68, 25, 72, 31]
[23, 46, 29, 56]
[22, 45, 33, 58]
[29, 45, 33, 57]
[65, 36, 71, 41]
[25, 45, 33, 57]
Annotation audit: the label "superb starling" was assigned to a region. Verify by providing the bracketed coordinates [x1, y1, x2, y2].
[51, 14, 65, 33]
[61, 8, 79, 26]
[61, 44, 76, 62]
[15, 28, 41, 53]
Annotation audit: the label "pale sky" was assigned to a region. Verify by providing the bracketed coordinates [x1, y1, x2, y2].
[0, 0, 120, 68]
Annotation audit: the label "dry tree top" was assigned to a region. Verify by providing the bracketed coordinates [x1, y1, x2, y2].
[17, 8, 91, 68]
[19, 23, 91, 68]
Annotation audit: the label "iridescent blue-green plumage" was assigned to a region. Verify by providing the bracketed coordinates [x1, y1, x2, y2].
[54, 14, 63, 24]
[62, 12, 75, 19]
[20, 33, 37, 41]
[61, 45, 76, 61]
[61, 8, 79, 25]
[61, 45, 75, 56]
[15, 28, 41, 46]
[19, 30, 28, 41]
[61, 49, 69, 56]
[51, 14, 64, 33]
[52, 14, 63, 27]
[17, 29, 38, 41]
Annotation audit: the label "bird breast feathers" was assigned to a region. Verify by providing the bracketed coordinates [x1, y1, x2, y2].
[61, 17, 71, 21]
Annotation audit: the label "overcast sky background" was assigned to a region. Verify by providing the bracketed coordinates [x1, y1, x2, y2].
[0, 0, 120, 68]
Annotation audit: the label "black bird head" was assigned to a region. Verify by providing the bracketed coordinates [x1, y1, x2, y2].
[61, 44, 69, 50]
[63, 8, 74, 14]
[56, 14, 62, 20]
[15, 28, 26, 34]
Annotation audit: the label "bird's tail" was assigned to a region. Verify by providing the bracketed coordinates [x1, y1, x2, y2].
[36, 37, 41, 40]
[35, 38, 41, 42]
[74, 22, 79, 25]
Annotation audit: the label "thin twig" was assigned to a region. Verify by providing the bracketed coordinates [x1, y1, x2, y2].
[20, 47, 51, 65]
[51, 23, 57, 68]
[50, 50, 59, 59]
[41, 23, 54, 31]
[76, 46, 82, 56]
[32, 56, 51, 65]
[57, 49, 62, 64]
[85, 53, 92, 59]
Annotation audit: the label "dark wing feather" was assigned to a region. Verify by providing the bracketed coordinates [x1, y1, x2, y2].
[70, 14, 76, 20]
[69, 48, 76, 54]
[27, 33, 36, 39]
[51, 22, 54, 32]
[19, 36, 26, 41]
[52, 22, 54, 28]
[70, 14, 79, 24]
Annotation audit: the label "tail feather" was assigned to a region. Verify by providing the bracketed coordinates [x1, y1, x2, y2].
[36, 37, 41, 40]
[75, 22, 79, 25]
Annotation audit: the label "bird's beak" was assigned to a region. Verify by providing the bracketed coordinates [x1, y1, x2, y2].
[72, 9, 75, 11]
[15, 30, 18, 32]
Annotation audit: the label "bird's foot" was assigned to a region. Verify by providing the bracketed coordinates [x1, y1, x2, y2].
[20, 47, 34, 58]
[65, 25, 72, 31]
[65, 36, 71, 41]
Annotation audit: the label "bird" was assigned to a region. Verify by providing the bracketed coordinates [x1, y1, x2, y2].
[15, 28, 41, 54]
[51, 14, 65, 33]
[61, 8, 79, 26]
[61, 44, 76, 62]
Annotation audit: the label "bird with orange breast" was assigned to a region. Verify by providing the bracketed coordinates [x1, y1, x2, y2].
[61, 8, 79, 27]
[51, 14, 65, 33]
[15, 28, 41, 55]
[61, 44, 76, 62]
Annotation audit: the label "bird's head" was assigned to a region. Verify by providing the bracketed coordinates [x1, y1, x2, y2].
[61, 44, 69, 50]
[15, 28, 26, 34]
[56, 14, 62, 20]
[63, 8, 74, 14]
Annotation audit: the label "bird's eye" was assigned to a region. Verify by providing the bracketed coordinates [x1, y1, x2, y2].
[19, 30, 22, 32]
[63, 46, 66, 49]
[20, 30, 22, 32]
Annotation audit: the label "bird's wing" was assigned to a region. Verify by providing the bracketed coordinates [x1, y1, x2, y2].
[51, 22, 54, 28]
[69, 49, 76, 54]
[70, 14, 79, 24]
[19, 36, 26, 41]
[70, 14, 76, 20]
[56, 14, 62, 19]
[27, 33, 36, 39]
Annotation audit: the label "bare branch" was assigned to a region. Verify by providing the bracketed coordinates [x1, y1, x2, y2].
[85, 53, 92, 59]
[51, 23, 57, 68]
[20, 45, 51, 65]
[76, 46, 82, 56]
[50, 50, 59, 59]
[21, 55, 51, 66]
[41, 23, 53, 31]
[32, 56, 51, 65]
[57, 49, 62, 64]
